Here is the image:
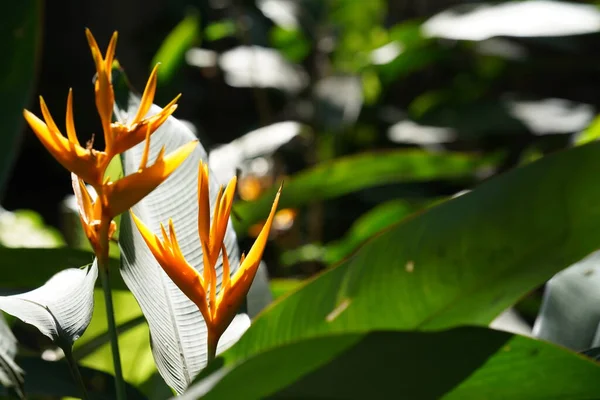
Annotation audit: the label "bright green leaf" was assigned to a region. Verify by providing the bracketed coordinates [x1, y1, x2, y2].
[151, 11, 200, 84]
[225, 142, 600, 363]
[184, 328, 600, 399]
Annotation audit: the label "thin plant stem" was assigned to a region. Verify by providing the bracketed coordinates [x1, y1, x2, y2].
[99, 263, 127, 400]
[63, 347, 89, 400]
[97, 216, 127, 400]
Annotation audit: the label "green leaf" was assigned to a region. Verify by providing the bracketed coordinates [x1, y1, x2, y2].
[575, 114, 600, 146]
[151, 11, 200, 84]
[117, 95, 250, 393]
[233, 150, 483, 233]
[281, 200, 423, 266]
[270, 26, 311, 63]
[0, 247, 123, 290]
[0, 0, 41, 194]
[222, 142, 600, 362]
[204, 19, 236, 42]
[3, 356, 147, 400]
[0, 315, 23, 399]
[73, 290, 157, 390]
[183, 327, 600, 399]
[269, 278, 304, 300]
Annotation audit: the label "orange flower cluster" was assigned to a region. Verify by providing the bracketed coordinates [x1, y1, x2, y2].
[23, 28, 281, 360]
[23, 29, 197, 262]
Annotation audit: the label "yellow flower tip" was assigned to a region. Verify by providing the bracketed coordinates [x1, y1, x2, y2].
[134, 64, 160, 123]
[105, 31, 118, 67]
[65, 89, 79, 144]
[237, 183, 281, 273]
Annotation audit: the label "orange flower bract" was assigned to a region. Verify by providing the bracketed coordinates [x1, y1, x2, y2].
[23, 28, 197, 263]
[132, 161, 281, 358]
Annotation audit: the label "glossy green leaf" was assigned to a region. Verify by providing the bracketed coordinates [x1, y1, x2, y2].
[222, 142, 600, 362]
[0, 0, 41, 194]
[281, 200, 422, 266]
[1, 356, 147, 400]
[183, 327, 600, 399]
[234, 150, 483, 233]
[151, 11, 200, 84]
[269, 278, 304, 300]
[0, 247, 122, 290]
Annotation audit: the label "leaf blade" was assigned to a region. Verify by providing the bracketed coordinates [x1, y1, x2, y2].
[118, 96, 248, 393]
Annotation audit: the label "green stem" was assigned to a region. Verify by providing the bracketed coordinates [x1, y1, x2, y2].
[63, 347, 89, 400]
[98, 257, 127, 400]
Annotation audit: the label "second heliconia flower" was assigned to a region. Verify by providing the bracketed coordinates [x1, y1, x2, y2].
[131, 161, 281, 360]
[22, 28, 197, 261]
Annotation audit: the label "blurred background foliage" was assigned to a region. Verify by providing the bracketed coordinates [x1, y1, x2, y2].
[7, 0, 600, 279]
[4, 0, 600, 395]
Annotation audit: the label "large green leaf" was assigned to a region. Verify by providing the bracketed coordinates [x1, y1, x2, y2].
[0, 0, 41, 194]
[183, 327, 600, 399]
[233, 150, 483, 233]
[117, 96, 250, 393]
[218, 142, 600, 362]
[281, 199, 423, 266]
[0, 247, 122, 290]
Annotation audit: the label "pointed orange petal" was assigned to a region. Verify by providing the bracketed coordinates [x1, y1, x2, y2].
[131, 211, 170, 268]
[132, 64, 159, 124]
[131, 210, 210, 318]
[159, 222, 170, 248]
[24, 110, 100, 184]
[104, 31, 118, 71]
[144, 104, 178, 131]
[209, 184, 224, 261]
[221, 244, 231, 292]
[65, 89, 79, 145]
[39, 97, 61, 136]
[138, 125, 152, 170]
[105, 140, 198, 218]
[85, 28, 104, 75]
[197, 162, 211, 251]
[214, 176, 237, 258]
[231, 185, 281, 287]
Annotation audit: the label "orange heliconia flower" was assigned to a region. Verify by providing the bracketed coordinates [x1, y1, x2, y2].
[131, 161, 281, 358]
[23, 29, 197, 262]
